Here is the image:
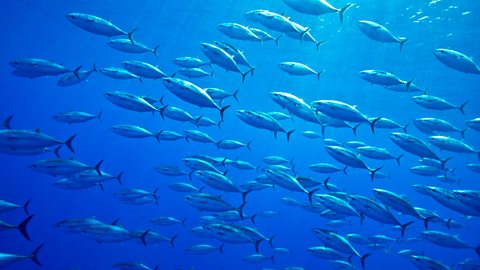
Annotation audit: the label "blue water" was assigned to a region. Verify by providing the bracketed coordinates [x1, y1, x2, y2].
[1, 0, 480, 269]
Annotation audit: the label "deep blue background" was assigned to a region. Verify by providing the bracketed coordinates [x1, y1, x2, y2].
[1, 0, 479, 269]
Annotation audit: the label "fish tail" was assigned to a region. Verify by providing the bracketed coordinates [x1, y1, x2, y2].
[219, 243, 224, 254]
[23, 199, 32, 216]
[321, 124, 326, 136]
[343, 167, 349, 175]
[29, 243, 45, 266]
[254, 239, 263, 253]
[250, 214, 257, 224]
[274, 34, 283, 47]
[396, 154, 404, 166]
[2, 114, 13, 129]
[286, 130, 295, 142]
[64, 134, 77, 153]
[153, 44, 160, 57]
[241, 70, 250, 83]
[360, 253, 372, 270]
[299, 27, 310, 42]
[423, 216, 435, 229]
[217, 120, 223, 129]
[399, 38, 408, 51]
[249, 66, 256, 76]
[94, 160, 104, 176]
[323, 177, 331, 191]
[169, 234, 178, 247]
[97, 110, 103, 123]
[459, 102, 468, 115]
[92, 63, 97, 72]
[140, 229, 150, 246]
[238, 202, 247, 219]
[53, 145, 62, 158]
[339, 3, 354, 23]
[406, 78, 415, 90]
[99, 183, 104, 191]
[315, 40, 326, 52]
[271, 254, 276, 264]
[441, 157, 452, 169]
[158, 105, 168, 119]
[268, 235, 276, 248]
[232, 89, 240, 101]
[114, 171, 124, 185]
[195, 116, 203, 127]
[246, 140, 252, 151]
[316, 69, 325, 81]
[369, 166, 383, 180]
[352, 123, 361, 136]
[370, 117, 382, 134]
[307, 188, 320, 204]
[158, 96, 165, 105]
[242, 190, 252, 203]
[460, 128, 467, 139]
[18, 214, 34, 241]
[72, 66, 82, 80]
[402, 123, 409, 133]
[127, 28, 138, 44]
[475, 244, 480, 257]
[400, 221, 414, 237]
[219, 105, 231, 121]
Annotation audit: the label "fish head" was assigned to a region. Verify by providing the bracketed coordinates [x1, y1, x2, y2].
[244, 10, 264, 21]
[388, 132, 404, 142]
[184, 195, 193, 201]
[433, 48, 448, 58]
[200, 42, 215, 52]
[65, 13, 79, 22]
[217, 23, 230, 32]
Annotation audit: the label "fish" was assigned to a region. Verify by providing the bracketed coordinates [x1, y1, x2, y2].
[314, 194, 359, 217]
[30, 158, 103, 176]
[282, 0, 353, 22]
[434, 48, 480, 74]
[108, 38, 159, 56]
[52, 111, 102, 124]
[420, 230, 480, 255]
[372, 189, 422, 219]
[173, 68, 213, 78]
[389, 132, 439, 160]
[0, 129, 76, 153]
[173, 57, 210, 68]
[112, 261, 159, 270]
[10, 58, 71, 76]
[0, 199, 31, 215]
[214, 41, 255, 72]
[186, 244, 224, 254]
[205, 88, 239, 103]
[270, 92, 321, 124]
[244, 10, 308, 39]
[409, 255, 452, 270]
[424, 186, 480, 217]
[370, 117, 408, 133]
[57, 65, 96, 86]
[428, 136, 479, 158]
[217, 23, 261, 42]
[66, 13, 135, 39]
[150, 216, 186, 227]
[357, 20, 408, 50]
[0, 215, 34, 241]
[161, 77, 229, 120]
[194, 170, 242, 193]
[278, 62, 323, 80]
[237, 110, 294, 141]
[311, 100, 378, 131]
[325, 146, 382, 180]
[466, 118, 480, 131]
[414, 118, 466, 138]
[159, 105, 195, 122]
[168, 182, 202, 193]
[184, 193, 245, 216]
[312, 229, 371, 269]
[104, 91, 159, 113]
[216, 139, 251, 150]
[308, 246, 348, 260]
[154, 165, 188, 177]
[122, 60, 166, 79]
[0, 244, 44, 268]
[111, 125, 159, 141]
[200, 43, 252, 82]
[412, 95, 467, 114]
[359, 69, 411, 89]
[242, 253, 275, 263]
[349, 195, 414, 236]
[453, 190, 480, 212]
[355, 146, 403, 166]
[98, 67, 142, 82]
[184, 130, 216, 144]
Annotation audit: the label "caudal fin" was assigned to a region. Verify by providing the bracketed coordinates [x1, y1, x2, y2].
[233, 89, 240, 101]
[370, 117, 382, 134]
[64, 134, 77, 153]
[315, 40, 327, 52]
[423, 216, 435, 229]
[400, 221, 414, 237]
[352, 123, 361, 136]
[2, 115, 13, 129]
[339, 3, 354, 23]
[396, 154, 404, 166]
[399, 38, 408, 51]
[368, 167, 383, 181]
[153, 44, 160, 57]
[30, 243, 45, 266]
[72, 66, 82, 80]
[269, 235, 276, 247]
[140, 229, 150, 246]
[169, 234, 178, 247]
[459, 102, 468, 115]
[18, 215, 34, 241]
[127, 28, 138, 44]
[286, 130, 295, 142]
[402, 123, 409, 133]
[316, 69, 325, 81]
[475, 245, 480, 257]
[360, 253, 372, 270]
[307, 188, 320, 204]
[219, 105, 230, 121]
[94, 160, 104, 176]
[23, 199, 32, 216]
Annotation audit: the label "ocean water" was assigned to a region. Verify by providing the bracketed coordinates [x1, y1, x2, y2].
[1, 0, 480, 269]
